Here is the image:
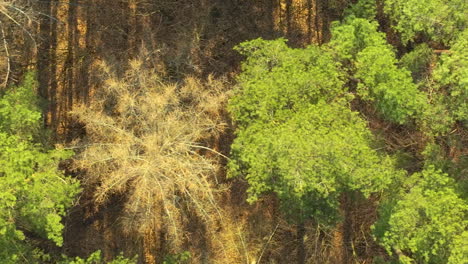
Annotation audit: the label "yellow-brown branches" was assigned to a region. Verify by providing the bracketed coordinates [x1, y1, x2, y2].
[71, 59, 229, 252]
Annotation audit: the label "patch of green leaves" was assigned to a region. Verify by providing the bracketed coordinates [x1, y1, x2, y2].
[0, 73, 80, 263]
[373, 166, 468, 264]
[384, 0, 467, 44]
[399, 43, 434, 82]
[163, 251, 191, 264]
[329, 17, 428, 124]
[230, 38, 346, 128]
[433, 29, 468, 127]
[343, 0, 377, 21]
[229, 101, 400, 225]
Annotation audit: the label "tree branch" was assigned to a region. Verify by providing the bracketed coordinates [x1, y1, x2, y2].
[0, 20, 10, 88]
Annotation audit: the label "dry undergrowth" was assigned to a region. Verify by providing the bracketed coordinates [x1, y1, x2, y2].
[71, 59, 237, 262]
[0, 0, 36, 88]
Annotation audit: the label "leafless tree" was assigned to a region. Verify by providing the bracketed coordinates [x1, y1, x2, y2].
[71, 59, 230, 260]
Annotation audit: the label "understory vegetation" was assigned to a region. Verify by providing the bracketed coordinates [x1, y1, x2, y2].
[0, 0, 466, 263]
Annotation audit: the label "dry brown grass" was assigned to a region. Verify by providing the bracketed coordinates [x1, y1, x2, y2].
[70, 59, 233, 262]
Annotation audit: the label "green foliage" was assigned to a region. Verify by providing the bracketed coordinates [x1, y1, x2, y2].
[384, 0, 467, 44]
[328, 17, 387, 61]
[355, 45, 427, 123]
[343, 0, 377, 20]
[230, 101, 399, 224]
[229, 37, 404, 226]
[418, 30, 467, 135]
[374, 166, 468, 264]
[230, 38, 345, 128]
[448, 231, 468, 264]
[433, 29, 468, 127]
[229, 11, 467, 262]
[419, 95, 454, 136]
[163, 251, 191, 264]
[399, 43, 434, 82]
[329, 17, 427, 124]
[0, 73, 80, 263]
[0, 72, 41, 138]
[421, 143, 452, 171]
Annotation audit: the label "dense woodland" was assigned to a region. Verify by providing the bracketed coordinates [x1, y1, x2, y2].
[0, 0, 467, 263]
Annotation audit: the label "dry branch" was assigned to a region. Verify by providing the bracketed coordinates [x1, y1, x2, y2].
[0, 21, 10, 88]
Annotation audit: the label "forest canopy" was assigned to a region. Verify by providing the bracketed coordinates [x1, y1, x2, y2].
[0, 0, 466, 263]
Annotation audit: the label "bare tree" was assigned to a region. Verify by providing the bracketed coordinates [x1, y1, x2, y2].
[71, 59, 230, 261]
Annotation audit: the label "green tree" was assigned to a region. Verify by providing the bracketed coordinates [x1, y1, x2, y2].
[373, 166, 468, 264]
[328, 17, 427, 124]
[229, 101, 399, 225]
[343, 0, 377, 20]
[354, 45, 427, 123]
[230, 38, 346, 128]
[399, 43, 434, 82]
[433, 29, 468, 127]
[327, 17, 387, 61]
[384, 0, 467, 44]
[0, 73, 80, 263]
[229, 39, 401, 225]
[416, 29, 467, 136]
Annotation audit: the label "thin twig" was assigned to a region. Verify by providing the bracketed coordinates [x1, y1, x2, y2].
[0, 21, 10, 88]
[257, 222, 279, 264]
[0, 8, 36, 45]
[5, 4, 32, 22]
[237, 227, 250, 264]
[186, 143, 230, 160]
